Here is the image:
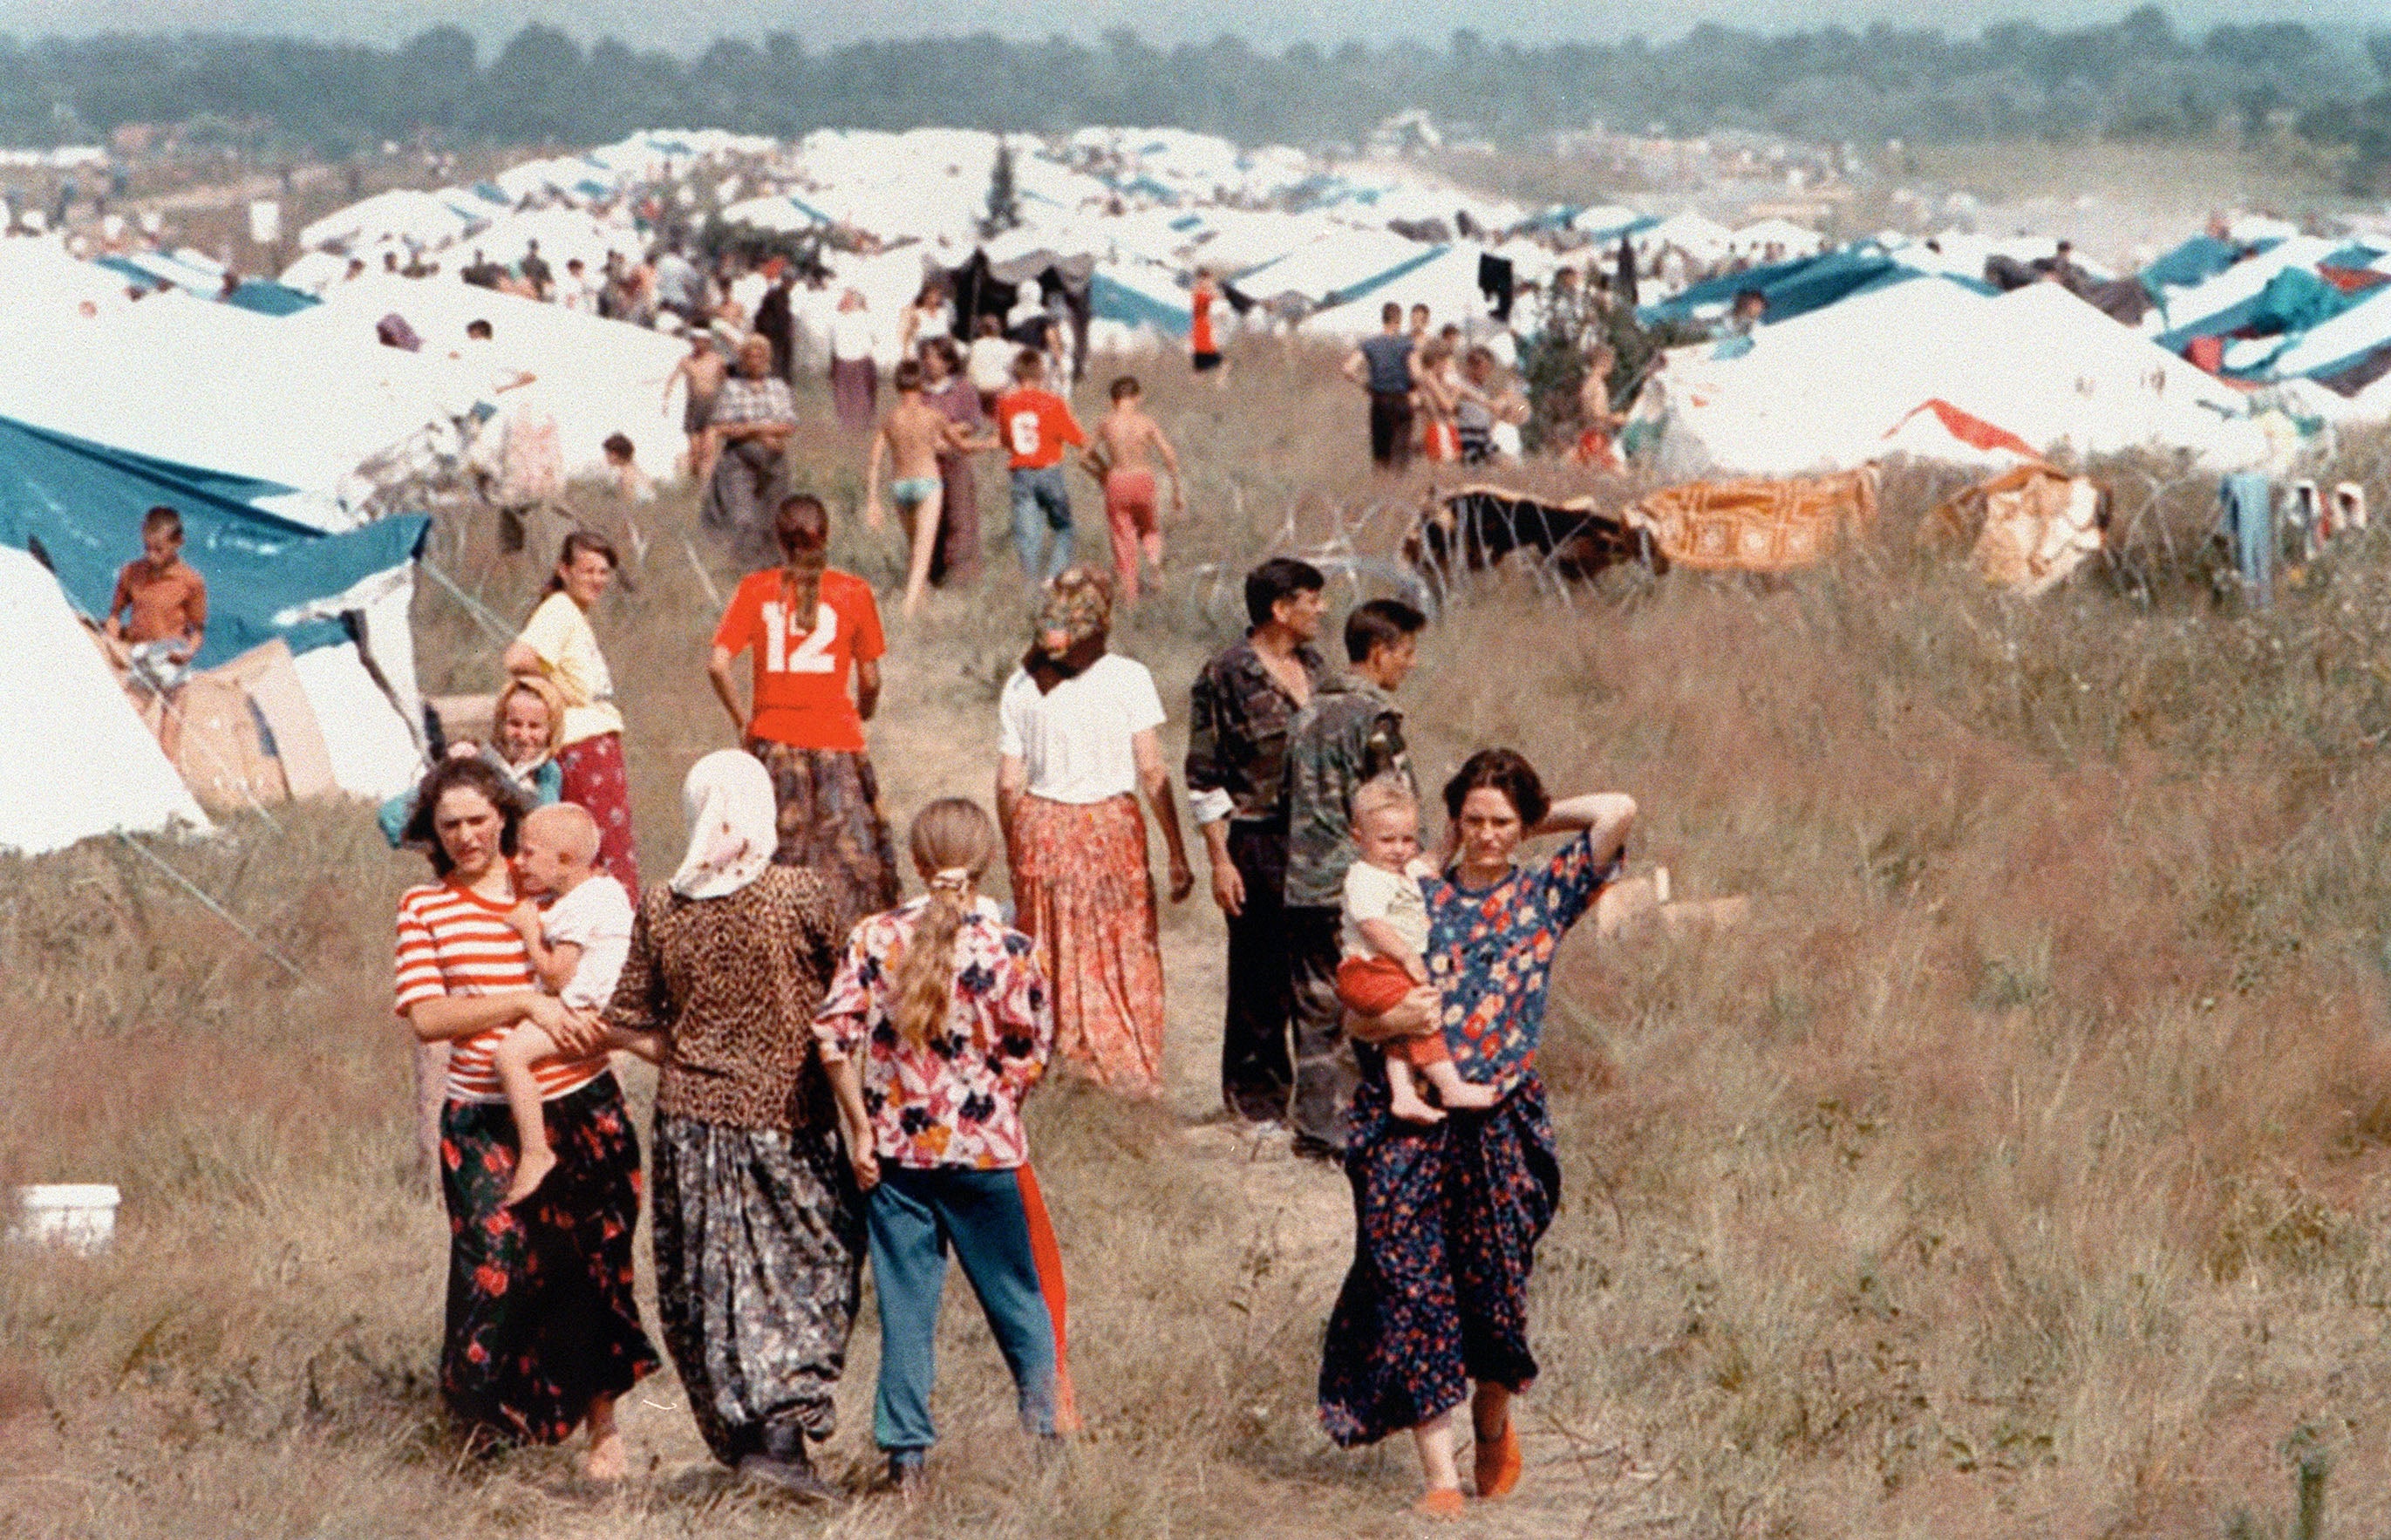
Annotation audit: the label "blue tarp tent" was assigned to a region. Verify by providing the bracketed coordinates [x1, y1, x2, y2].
[1089, 270, 1190, 337]
[2140, 236, 2243, 296]
[0, 416, 427, 671]
[2156, 266, 2362, 353]
[223, 280, 321, 317]
[1640, 245, 1932, 330]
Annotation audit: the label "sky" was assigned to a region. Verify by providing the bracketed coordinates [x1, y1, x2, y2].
[0, 0, 2377, 55]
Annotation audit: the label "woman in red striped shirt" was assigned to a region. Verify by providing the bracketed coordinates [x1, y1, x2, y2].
[392, 754, 658, 1477]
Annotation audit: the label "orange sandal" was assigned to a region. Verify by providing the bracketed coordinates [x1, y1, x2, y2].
[1414, 1487, 1467, 1519]
[1473, 1420, 1522, 1500]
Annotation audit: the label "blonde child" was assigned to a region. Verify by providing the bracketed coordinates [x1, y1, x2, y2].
[1333, 777, 1498, 1126]
[495, 802, 657, 1203]
[815, 798, 1073, 1493]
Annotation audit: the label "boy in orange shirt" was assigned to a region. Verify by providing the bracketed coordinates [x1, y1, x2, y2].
[106, 504, 208, 760]
[992, 349, 1087, 585]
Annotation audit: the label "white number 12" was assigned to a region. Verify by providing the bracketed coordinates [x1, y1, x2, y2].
[762, 601, 838, 674]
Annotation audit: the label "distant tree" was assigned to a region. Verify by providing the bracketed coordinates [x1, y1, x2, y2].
[982, 136, 1020, 239]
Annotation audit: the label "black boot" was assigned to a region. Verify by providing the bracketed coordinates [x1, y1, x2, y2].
[736, 1421, 839, 1503]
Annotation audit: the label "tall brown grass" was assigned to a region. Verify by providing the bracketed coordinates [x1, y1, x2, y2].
[8, 340, 2391, 1537]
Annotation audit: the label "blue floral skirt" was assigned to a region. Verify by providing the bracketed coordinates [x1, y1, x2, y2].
[1318, 1073, 1560, 1448]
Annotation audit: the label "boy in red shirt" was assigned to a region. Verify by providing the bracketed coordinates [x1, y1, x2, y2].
[106, 504, 208, 761]
[993, 349, 1087, 585]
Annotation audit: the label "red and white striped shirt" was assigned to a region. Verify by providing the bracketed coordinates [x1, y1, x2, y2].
[393, 880, 607, 1104]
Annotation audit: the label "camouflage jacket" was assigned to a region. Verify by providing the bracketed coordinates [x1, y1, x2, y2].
[1283, 674, 1413, 910]
[1184, 634, 1327, 827]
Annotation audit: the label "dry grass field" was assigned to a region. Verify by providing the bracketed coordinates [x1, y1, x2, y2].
[9, 340, 2391, 1539]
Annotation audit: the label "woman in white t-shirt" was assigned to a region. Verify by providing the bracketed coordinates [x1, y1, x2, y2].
[503, 530, 641, 892]
[828, 288, 879, 433]
[995, 568, 1194, 1096]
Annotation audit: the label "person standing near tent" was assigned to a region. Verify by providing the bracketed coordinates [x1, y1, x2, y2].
[505, 531, 641, 893]
[828, 289, 880, 433]
[700, 336, 798, 544]
[1185, 558, 1328, 1128]
[997, 569, 1194, 1095]
[921, 336, 992, 586]
[1342, 304, 1418, 472]
[753, 264, 797, 381]
[995, 350, 1088, 586]
[706, 493, 902, 938]
[897, 277, 950, 359]
[106, 504, 206, 762]
[665, 332, 727, 485]
[392, 753, 658, 1481]
[967, 316, 1016, 416]
[1189, 267, 1225, 384]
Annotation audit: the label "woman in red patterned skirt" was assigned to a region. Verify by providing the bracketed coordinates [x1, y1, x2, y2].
[505, 530, 641, 891]
[994, 568, 1195, 1094]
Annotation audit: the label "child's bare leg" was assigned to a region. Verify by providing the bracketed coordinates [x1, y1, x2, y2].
[1386, 1059, 1446, 1125]
[902, 489, 942, 616]
[1422, 1060, 1500, 1111]
[496, 1023, 562, 1205]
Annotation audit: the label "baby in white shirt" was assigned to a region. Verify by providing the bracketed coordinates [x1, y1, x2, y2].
[1334, 778, 1498, 1125]
[496, 802, 658, 1203]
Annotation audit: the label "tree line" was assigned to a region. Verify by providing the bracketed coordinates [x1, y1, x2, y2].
[3, 8, 2390, 189]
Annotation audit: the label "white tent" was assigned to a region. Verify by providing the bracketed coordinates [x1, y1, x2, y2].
[0, 544, 209, 856]
[1301, 244, 1506, 339]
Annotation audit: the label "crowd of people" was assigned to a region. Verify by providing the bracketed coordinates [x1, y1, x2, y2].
[385, 513, 1635, 1516]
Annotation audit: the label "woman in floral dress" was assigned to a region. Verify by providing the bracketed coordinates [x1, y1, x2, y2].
[817, 797, 1075, 1492]
[1318, 748, 1636, 1516]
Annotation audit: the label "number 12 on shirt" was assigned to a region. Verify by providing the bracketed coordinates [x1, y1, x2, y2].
[761, 601, 838, 675]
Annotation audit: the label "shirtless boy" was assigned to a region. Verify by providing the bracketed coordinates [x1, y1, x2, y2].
[1084, 375, 1184, 604]
[665, 331, 727, 484]
[868, 358, 979, 617]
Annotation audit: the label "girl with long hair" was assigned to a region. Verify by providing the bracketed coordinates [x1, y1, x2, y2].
[705, 493, 902, 937]
[815, 798, 1074, 1492]
[502, 529, 640, 889]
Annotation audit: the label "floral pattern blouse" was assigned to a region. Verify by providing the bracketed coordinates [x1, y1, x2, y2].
[814, 896, 1053, 1170]
[1424, 832, 1619, 1095]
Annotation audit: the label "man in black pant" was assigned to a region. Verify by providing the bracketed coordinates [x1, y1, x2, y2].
[1341, 302, 1418, 470]
[1186, 559, 1328, 1128]
[1282, 598, 1427, 1159]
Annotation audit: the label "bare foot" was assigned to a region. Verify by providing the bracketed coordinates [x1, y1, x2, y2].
[506, 1145, 557, 1206]
[1390, 1088, 1448, 1125]
[582, 1428, 626, 1482]
[1436, 1079, 1501, 1112]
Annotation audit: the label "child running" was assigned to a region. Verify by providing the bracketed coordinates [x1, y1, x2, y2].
[815, 798, 1074, 1494]
[868, 358, 980, 618]
[494, 802, 658, 1204]
[1334, 777, 1498, 1126]
[1085, 375, 1184, 605]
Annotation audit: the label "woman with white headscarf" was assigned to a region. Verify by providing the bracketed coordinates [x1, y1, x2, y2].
[603, 750, 862, 1501]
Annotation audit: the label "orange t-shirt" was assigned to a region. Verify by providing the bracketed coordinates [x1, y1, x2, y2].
[1190, 289, 1217, 355]
[712, 567, 884, 752]
[995, 388, 1086, 471]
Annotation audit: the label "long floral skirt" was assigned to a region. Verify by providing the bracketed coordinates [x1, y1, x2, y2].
[747, 740, 901, 940]
[439, 1075, 659, 1447]
[1007, 793, 1166, 1095]
[830, 358, 878, 433]
[1318, 1073, 1560, 1448]
[651, 1114, 864, 1463]
[557, 732, 640, 892]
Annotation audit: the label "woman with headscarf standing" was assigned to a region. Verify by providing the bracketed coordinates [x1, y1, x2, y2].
[503, 530, 640, 891]
[995, 568, 1196, 1095]
[603, 750, 861, 1500]
[828, 289, 879, 433]
[706, 493, 903, 938]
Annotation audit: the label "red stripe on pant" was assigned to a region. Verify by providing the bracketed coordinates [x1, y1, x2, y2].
[1015, 1163, 1080, 1434]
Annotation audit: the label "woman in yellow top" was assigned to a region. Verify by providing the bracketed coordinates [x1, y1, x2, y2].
[504, 531, 641, 890]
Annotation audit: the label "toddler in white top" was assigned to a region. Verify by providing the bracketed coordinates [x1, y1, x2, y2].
[496, 802, 657, 1203]
[1334, 777, 1498, 1126]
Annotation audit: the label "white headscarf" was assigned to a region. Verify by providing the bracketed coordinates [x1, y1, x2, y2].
[671, 750, 778, 900]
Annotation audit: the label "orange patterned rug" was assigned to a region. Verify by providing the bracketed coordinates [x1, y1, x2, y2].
[1626, 466, 1879, 573]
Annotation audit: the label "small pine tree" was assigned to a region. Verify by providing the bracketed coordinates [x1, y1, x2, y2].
[982, 139, 1021, 239]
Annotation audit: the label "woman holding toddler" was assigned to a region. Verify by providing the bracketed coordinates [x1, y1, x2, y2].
[1318, 748, 1635, 1518]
